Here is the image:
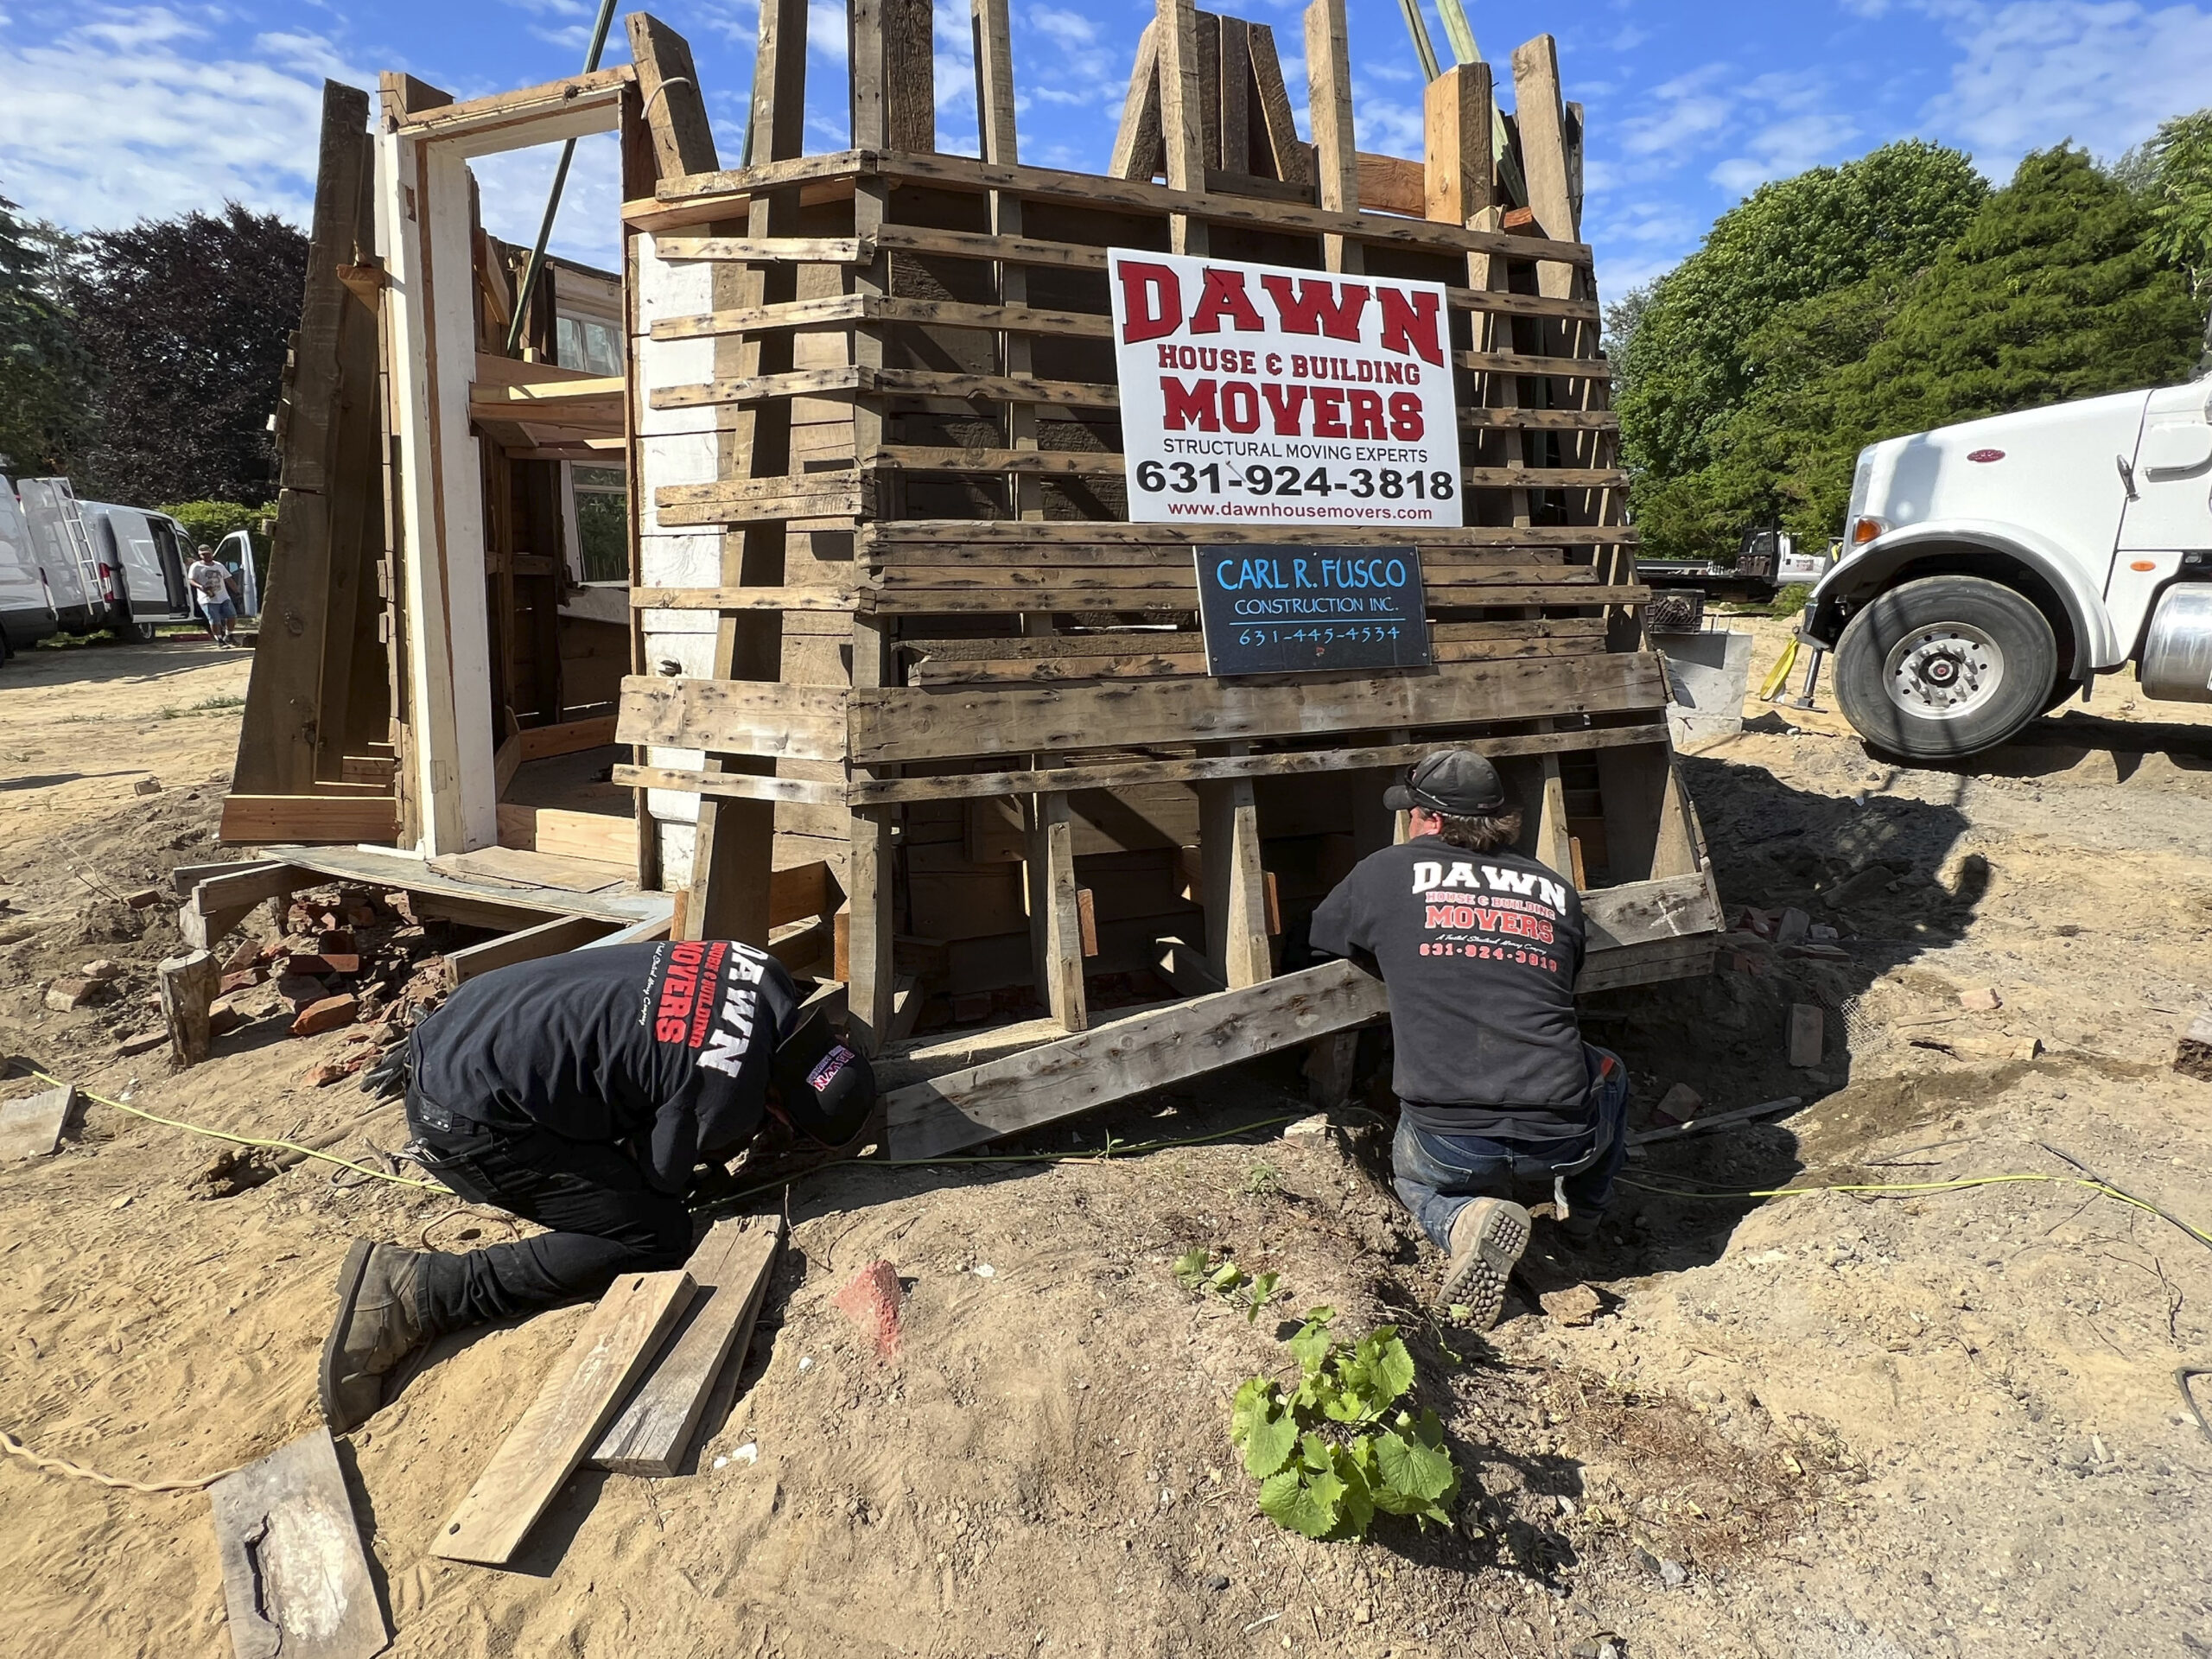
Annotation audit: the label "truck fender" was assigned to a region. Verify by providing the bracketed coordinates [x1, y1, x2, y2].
[1806, 518, 2120, 670]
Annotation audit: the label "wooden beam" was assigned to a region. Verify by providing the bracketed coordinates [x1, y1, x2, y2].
[1424, 63, 1492, 226]
[626, 13, 720, 178]
[591, 1216, 785, 1477]
[1109, 22, 1163, 181]
[181, 861, 315, 950]
[209, 1427, 388, 1659]
[158, 950, 221, 1067]
[1027, 792, 1088, 1033]
[431, 1269, 694, 1566]
[1355, 151, 1423, 216]
[513, 714, 620, 760]
[1248, 23, 1309, 187]
[618, 676, 849, 761]
[446, 914, 626, 985]
[885, 959, 1389, 1159]
[219, 794, 399, 847]
[618, 721, 1677, 807]
[1303, 0, 1357, 265]
[1156, 0, 1207, 257]
[1199, 772, 1271, 988]
[843, 652, 1665, 766]
[391, 67, 630, 151]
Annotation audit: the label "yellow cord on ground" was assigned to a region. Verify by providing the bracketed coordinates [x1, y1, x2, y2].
[0, 1427, 247, 1495]
[1620, 1172, 2212, 1251]
[25, 1066, 445, 1192]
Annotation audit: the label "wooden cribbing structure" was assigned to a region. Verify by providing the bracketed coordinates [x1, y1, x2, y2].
[618, 0, 1719, 1130]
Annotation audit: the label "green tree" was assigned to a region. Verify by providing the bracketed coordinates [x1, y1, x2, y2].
[2136, 108, 2212, 361]
[0, 192, 95, 479]
[60, 204, 306, 505]
[1615, 139, 1988, 517]
[1699, 144, 2204, 549]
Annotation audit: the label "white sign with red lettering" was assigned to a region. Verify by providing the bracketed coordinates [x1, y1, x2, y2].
[1108, 249, 1462, 527]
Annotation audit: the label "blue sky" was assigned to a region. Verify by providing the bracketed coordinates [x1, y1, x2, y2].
[3, 0, 2210, 306]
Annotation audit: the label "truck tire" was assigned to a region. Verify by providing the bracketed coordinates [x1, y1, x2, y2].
[1834, 575, 2057, 761]
[111, 597, 156, 645]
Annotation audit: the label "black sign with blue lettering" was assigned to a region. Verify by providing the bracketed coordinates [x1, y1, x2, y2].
[1193, 544, 1432, 677]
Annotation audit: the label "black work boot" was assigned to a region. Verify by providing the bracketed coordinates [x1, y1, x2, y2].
[319, 1239, 437, 1433]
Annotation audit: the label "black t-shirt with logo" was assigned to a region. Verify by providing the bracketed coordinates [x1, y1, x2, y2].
[1309, 837, 1590, 1141]
[409, 940, 798, 1193]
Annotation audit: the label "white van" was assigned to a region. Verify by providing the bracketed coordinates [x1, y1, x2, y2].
[15, 476, 114, 634]
[0, 481, 60, 659]
[82, 500, 200, 639]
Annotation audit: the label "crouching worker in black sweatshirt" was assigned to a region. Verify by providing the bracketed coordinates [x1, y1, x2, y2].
[318, 938, 874, 1433]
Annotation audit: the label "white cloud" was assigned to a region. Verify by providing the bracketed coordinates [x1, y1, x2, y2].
[0, 7, 352, 230]
[1709, 110, 1861, 194]
[1617, 64, 1734, 158]
[470, 133, 625, 272]
[1919, 0, 2212, 174]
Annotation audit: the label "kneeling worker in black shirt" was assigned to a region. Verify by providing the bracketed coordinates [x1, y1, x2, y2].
[319, 938, 874, 1432]
[1310, 750, 1627, 1328]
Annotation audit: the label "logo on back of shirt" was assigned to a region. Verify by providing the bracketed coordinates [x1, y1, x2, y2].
[1408, 857, 1567, 974]
[649, 939, 776, 1078]
[1407, 857, 1568, 911]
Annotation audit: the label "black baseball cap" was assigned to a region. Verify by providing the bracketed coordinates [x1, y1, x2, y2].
[771, 1009, 878, 1147]
[1384, 749, 1507, 815]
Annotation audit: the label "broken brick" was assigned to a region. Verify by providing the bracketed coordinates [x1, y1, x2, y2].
[44, 977, 110, 1012]
[219, 969, 264, 995]
[302, 1053, 372, 1087]
[112, 1029, 168, 1058]
[222, 939, 263, 974]
[290, 994, 359, 1038]
[275, 974, 328, 1012]
[125, 887, 163, 910]
[287, 953, 361, 977]
[208, 1003, 247, 1037]
[833, 1260, 906, 1360]
[1959, 987, 2003, 1012]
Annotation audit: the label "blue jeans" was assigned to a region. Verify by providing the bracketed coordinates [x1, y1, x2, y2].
[1392, 1045, 1630, 1249]
[200, 595, 237, 625]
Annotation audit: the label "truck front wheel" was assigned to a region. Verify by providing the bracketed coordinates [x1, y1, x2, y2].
[1834, 575, 2057, 760]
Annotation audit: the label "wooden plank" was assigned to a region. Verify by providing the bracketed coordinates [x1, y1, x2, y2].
[631, 587, 858, 613]
[652, 235, 870, 264]
[1456, 349, 1613, 378]
[1356, 151, 1424, 215]
[1424, 63, 1491, 227]
[906, 632, 1599, 684]
[208, 1426, 388, 1659]
[1465, 467, 1626, 490]
[0, 1085, 76, 1161]
[1200, 772, 1271, 988]
[1461, 407, 1618, 431]
[1027, 792, 1088, 1033]
[1157, 0, 1207, 208]
[219, 795, 399, 847]
[885, 958, 1389, 1159]
[447, 914, 628, 984]
[391, 67, 629, 144]
[846, 652, 1664, 763]
[649, 293, 1116, 342]
[1580, 871, 1724, 952]
[771, 860, 841, 925]
[534, 809, 639, 871]
[1248, 22, 1307, 186]
[181, 861, 315, 949]
[617, 676, 849, 761]
[1304, 0, 1357, 270]
[627, 12, 720, 177]
[430, 1269, 695, 1567]
[591, 1217, 785, 1477]
[1109, 20, 1163, 181]
[868, 582, 1642, 616]
[514, 715, 620, 761]
[861, 520, 1633, 549]
[613, 765, 848, 807]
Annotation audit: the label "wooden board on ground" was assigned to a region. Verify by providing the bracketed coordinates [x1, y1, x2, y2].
[884, 959, 1390, 1160]
[592, 1214, 785, 1477]
[0, 1085, 76, 1160]
[207, 1425, 389, 1659]
[430, 1269, 695, 1567]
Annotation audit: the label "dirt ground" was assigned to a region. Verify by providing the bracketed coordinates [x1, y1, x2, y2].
[3, 629, 2212, 1658]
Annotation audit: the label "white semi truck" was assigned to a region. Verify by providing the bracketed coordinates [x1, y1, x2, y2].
[1801, 375, 2212, 760]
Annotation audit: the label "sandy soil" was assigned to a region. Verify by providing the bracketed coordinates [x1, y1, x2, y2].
[2, 633, 2211, 1657]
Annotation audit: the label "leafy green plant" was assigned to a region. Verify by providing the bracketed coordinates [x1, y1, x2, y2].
[1173, 1249, 1281, 1323]
[1230, 1307, 1458, 1540]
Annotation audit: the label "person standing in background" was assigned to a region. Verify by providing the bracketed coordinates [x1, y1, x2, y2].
[185, 546, 235, 645]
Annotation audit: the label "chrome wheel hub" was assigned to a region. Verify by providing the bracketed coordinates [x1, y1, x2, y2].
[1884, 623, 2004, 720]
